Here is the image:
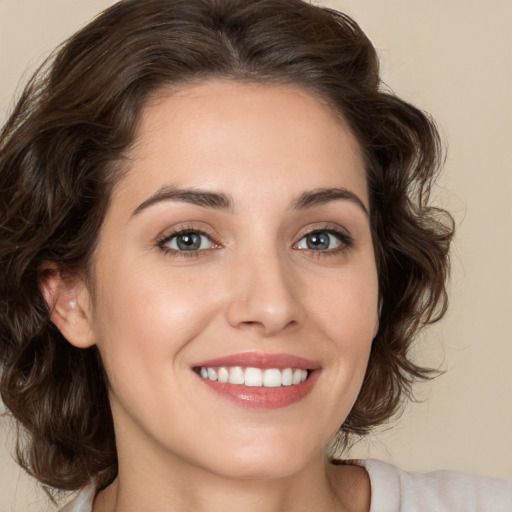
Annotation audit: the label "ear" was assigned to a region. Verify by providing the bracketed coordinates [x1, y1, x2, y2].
[373, 298, 382, 339]
[39, 265, 96, 349]
[373, 314, 380, 339]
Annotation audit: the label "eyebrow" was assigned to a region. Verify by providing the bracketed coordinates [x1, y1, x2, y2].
[132, 186, 368, 217]
[292, 187, 369, 216]
[132, 187, 234, 216]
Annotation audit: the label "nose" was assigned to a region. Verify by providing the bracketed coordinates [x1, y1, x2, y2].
[225, 249, 302, 336]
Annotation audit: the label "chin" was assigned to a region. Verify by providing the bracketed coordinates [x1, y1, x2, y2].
[193, 432, 325, 481]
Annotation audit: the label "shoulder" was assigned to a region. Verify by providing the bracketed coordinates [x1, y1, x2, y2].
[359, 458, 512, 512]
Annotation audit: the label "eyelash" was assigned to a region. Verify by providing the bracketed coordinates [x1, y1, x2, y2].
[157, 225, 218, 259]
[295, 227, 353, 257]
[156, 225, 353, 259]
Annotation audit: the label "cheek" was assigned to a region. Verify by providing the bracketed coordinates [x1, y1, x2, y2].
[308, 262, 379, 342]
[90, 259, 223, 375]
[304, 261, 379, 399]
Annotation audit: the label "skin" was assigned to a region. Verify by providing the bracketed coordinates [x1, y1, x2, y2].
[48, 81, 379, 512]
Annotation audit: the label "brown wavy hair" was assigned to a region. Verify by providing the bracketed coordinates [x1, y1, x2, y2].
[0, 0, 453, 493]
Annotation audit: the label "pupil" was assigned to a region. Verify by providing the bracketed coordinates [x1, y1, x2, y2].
[307, 232, 329, 250]
[177, 233, 200, 250]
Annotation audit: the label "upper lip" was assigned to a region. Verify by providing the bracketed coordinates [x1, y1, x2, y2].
[192, 352, 321, 370]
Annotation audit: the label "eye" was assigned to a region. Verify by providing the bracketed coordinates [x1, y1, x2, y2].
[160, 230, 214, 252]
[295, 229, 347, 251]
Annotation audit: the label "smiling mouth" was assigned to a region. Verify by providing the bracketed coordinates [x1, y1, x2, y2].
[191, 353, 320, 408]
[194, 366, 311, 387]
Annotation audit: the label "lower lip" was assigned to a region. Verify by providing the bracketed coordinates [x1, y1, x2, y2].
[196, 370, 320, 410]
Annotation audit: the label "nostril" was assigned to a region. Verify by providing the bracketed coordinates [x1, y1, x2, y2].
[225, 291, 301, 336]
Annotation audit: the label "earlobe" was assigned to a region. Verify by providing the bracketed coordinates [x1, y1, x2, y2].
[39, 266, 96, 349]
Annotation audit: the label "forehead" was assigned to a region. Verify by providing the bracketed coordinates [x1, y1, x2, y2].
[114, 80, 368, 212]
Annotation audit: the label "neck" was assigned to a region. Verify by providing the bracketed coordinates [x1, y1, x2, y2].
[93, 450, 369, 512]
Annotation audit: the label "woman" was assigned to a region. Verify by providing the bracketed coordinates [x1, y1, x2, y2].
[0, 0, 510, 511]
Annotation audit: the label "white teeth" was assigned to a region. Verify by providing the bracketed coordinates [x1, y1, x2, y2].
[263, 368, 282, 387]
[198, 366, 310, 387]
[229, 366, 245, 385]
[244, 367, 263, 387]
[217, 367, 229, 383]
[292, 369, 302, 385]
[281, 368, 293, 386]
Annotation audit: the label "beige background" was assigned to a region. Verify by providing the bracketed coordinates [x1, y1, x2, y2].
[1, 0, 511, 510]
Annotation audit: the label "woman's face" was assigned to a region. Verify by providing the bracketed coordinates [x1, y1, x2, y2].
[80, 81, 379, 479]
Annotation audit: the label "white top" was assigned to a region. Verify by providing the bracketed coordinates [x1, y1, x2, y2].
[363, 459, 512, 512]
[59, 459, 512, 512]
